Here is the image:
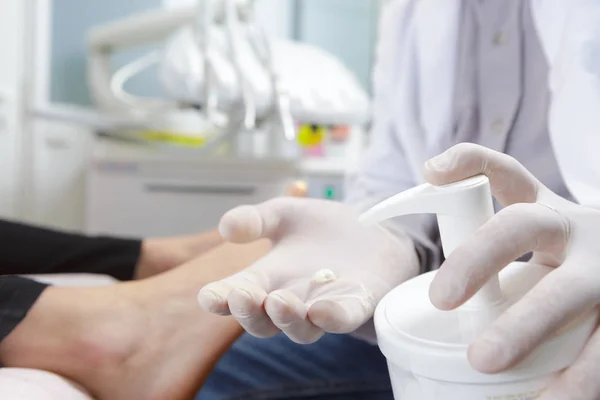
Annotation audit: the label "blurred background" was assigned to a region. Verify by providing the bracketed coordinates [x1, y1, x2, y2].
[51, 0, 383, 105]
[0, 0, 388, 237]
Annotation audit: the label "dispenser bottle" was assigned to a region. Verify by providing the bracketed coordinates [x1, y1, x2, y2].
[360, 175, 597, 400]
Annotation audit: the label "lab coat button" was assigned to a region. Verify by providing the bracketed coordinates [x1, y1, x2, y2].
[493, 32, 507, 46]
[491, 119, 504, 133]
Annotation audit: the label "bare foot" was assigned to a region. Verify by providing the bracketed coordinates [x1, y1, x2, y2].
[136, 230, 224, 279]
[0, 240, 271, 400]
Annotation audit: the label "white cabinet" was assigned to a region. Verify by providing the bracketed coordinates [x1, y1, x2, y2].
[30, 121, 95, 230]
[86, 140, 300, 237]
[85, 135, 355, 238]
[87, 168, 296, 237]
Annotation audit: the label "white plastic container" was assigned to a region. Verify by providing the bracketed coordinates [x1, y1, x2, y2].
[360, 175, 598, 400]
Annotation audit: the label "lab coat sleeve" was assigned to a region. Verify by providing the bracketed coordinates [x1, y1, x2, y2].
[345, 0, 441, 272]
[546, 0, 600, 208]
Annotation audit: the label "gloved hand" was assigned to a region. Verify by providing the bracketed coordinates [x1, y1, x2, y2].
[197, 198, 419, 344]
[424, 143, 600, 400]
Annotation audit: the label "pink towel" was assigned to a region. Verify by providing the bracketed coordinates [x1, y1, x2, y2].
[0, 369, 93, 400]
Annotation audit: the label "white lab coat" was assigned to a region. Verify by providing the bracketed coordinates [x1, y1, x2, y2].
[359, 0, 600, 208]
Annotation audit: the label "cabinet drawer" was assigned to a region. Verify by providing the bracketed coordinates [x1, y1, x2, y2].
[86, 172, 292, 237]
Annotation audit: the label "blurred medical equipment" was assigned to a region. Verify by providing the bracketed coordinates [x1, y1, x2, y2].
[86, 0, 370, 159]
[36, 0, 369, 237]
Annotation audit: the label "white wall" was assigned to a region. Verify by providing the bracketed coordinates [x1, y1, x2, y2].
[0, 0, 27, 219]
[295, 0, 380, 92]
[50, 0, 164, 106]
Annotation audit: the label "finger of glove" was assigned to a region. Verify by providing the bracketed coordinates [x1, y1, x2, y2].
[423, 143, 540, 206]
[308, 295, 376, 334]
[227, 281, 281, 338]
[265, 289, 324, 344]
[198, 280, 235, 315]
[538, 325, 600, 400]
[430, 202, 569, 310]
[199, 267, 280, 339]
[468, 265, 598, 374]
[197, 266, 270, 315]
[219, 199, 291, 244]
[305, 274, 379, 334]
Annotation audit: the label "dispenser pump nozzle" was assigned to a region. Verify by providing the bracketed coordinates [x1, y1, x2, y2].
[360, 175, 505, 309]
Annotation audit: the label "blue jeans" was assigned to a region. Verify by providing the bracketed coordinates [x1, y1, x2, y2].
[197, 333, 393, 400]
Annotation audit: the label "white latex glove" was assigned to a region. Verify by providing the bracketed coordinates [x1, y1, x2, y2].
[197, 198, 419, 344]
[423, 143, 600, 400]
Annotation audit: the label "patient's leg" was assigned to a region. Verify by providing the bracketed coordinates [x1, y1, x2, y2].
[0, 240, 270, 400]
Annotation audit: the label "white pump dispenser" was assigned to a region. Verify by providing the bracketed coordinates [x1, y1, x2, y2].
[361, 175, 503, 306]
[360, 175, 598, 400]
